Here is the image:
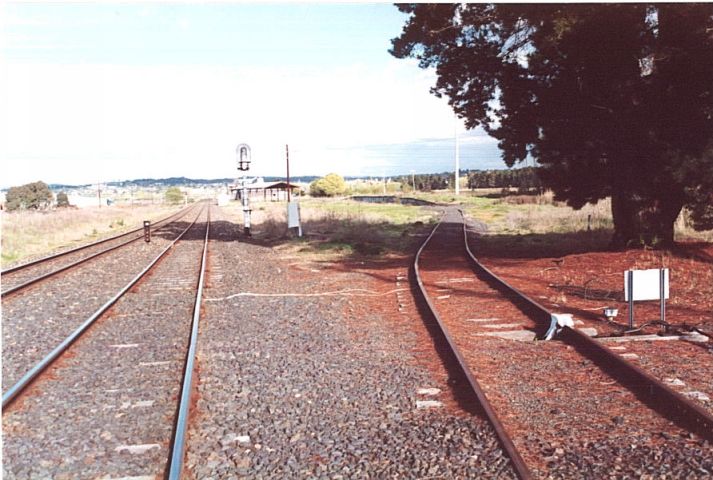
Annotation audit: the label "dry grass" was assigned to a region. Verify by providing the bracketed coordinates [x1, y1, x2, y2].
[222, 198, 437, 258]
[495, 196, 613, 235]
[1, 205, 179, 267]
[461, 191, 711, 240]
[676, 209, 713, 242]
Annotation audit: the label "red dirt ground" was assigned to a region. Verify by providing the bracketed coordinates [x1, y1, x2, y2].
[469, 237, 713, 337]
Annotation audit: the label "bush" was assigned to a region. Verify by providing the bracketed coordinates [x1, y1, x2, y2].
[310, 173, 347, 197]
[56, 191, 70, 207]
[164, 187, 184, 205]
[5, 181, 53, 211]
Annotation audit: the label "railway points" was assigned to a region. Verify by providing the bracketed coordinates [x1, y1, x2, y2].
[2, 200, 711, 478]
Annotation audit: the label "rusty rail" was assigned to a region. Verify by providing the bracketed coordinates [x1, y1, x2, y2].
[413, 212, 533, 480]
[459, 209, 713, 442]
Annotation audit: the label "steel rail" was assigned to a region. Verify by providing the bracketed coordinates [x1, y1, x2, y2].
[459, 209, 713, 442]
[1, 203, 196, 276]
[1, 202, 203, 297]
[167, 205, 211, 479]
[413, 211, 533, 480]
[1, 205, 207, 409]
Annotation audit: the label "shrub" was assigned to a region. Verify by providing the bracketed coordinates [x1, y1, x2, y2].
[56, 191, 70, 207]
[164, 187, 184, 205]
[310, 173, 347, 197]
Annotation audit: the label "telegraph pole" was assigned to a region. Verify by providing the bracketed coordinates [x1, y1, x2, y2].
[286, 144, 291, 202]
[455, 115, 460, 195]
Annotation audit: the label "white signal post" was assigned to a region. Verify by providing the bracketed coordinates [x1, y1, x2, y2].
[236, 143, 252, 236]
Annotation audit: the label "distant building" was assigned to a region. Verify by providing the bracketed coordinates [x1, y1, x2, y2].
[230, 178, 302, 202]
[68, 194, 104, 208]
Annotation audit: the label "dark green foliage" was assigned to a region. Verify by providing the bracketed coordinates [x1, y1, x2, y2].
[310, 173, 347, 197]
[466, 167, 543, 192]
[395, 167, 542, 192]
[392, 4, 713, 247]
[56, 191, 70, 207]
[5, 181, 53, 211]
[688, 192, 713, 232]
[396, 173, 448, 191]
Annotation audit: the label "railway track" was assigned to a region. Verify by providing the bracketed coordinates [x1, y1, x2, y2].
[2, 202, 210, 390]
[413, 208, 713, 478]
[2, 204, 210, 479]
[1, 202, 200, 296]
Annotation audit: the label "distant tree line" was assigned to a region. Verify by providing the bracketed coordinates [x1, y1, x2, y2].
[395, 172, 451, 191]
[466, 167, 543, 192]
[394, 167, 542, 192]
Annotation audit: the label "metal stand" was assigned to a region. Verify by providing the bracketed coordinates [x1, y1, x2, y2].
[660, 268, 666, 324]
[628, 270, 634, 329]
[626, 268, 668, 330]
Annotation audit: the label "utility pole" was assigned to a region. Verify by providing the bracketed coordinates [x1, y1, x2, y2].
[411, 170, 416, 192]
[97, 182, 102, 207]
[286, 144, 291, 202]
[455, 114, 460, 195]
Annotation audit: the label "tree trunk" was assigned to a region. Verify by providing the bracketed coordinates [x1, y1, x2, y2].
[610, 189, 684, 249]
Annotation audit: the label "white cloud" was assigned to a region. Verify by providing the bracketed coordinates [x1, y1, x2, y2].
[1, 60, 465, 186]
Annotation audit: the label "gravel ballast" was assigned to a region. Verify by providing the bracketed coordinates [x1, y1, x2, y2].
[185, 208, 515, 478]
[2, 209, 209, 479]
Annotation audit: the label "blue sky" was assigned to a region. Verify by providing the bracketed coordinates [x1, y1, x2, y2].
[1, 2, 504, 187]
[4, 3, 401, 67]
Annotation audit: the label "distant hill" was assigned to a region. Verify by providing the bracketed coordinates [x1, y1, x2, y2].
[10, 167, 528, 193]
[45, 175, 410, 190]
[46, 176, 323, 190]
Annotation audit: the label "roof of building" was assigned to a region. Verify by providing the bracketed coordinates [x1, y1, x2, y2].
[230, 180, 301, 191]
[265, 182, 301, 190]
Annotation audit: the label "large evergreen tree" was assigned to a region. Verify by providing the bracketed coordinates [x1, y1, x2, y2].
[391, 4, 713, 247]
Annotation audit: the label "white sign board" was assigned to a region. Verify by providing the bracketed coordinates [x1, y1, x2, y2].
[287, 202, 300, 228]
[287, 201, 302, 237]
[624, 268, 669, 301]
